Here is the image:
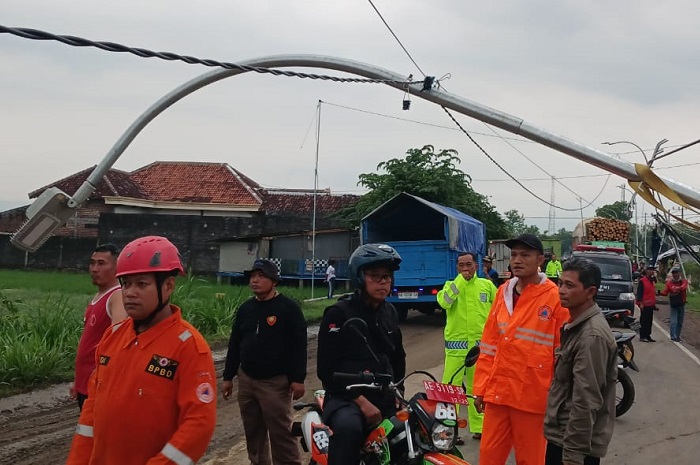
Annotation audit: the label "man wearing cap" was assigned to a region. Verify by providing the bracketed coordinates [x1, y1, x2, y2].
[660, 266, 688, 342]
[473, 234, 569, 465]
[222, 259, 308, 465]
[483, 255, 501, 287]
[636, 265, 658, 342]
[437, 252, 497, 440]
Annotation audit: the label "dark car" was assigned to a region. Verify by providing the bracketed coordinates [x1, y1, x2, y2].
[571, 250, 635, 312]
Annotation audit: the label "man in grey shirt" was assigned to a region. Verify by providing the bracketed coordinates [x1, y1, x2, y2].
[544, 257, 617, 465]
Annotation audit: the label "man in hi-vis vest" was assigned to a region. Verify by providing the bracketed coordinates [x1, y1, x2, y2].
[437, 252, 496, 440]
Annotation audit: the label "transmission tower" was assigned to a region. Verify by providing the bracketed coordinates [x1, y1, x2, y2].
[548, 176, 555, 234]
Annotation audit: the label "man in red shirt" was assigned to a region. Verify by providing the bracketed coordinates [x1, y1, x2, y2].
[70, 244, 127, 410]
[636, 265, 658, 342]
[660, 266, 688, 342]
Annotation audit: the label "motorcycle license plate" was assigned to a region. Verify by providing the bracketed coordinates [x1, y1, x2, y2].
[622, 345, 633, 362]
[423, 381, 468, 405]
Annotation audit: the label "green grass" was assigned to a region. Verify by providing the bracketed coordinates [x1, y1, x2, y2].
[0, 269, 341, 397]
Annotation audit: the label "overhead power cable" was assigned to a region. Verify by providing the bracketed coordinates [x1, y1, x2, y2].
[364, 1, 604, 213]
[441, 107, 612, 211]
[320, 100, 531, 142]
[366, 0, 426, 77]
[0, 25, 418, 86]
[481, 123, 597, 207]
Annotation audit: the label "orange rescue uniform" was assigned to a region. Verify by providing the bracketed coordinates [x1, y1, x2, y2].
[474, 275, 569, 465]
[67, 306, 217, 465]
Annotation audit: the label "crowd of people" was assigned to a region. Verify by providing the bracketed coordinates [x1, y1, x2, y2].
[65, 232, 685, 465]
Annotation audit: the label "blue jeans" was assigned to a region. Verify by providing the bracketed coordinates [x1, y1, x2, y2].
[670, 304, 685, 340]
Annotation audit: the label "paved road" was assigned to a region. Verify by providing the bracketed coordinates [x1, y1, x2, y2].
[450, 304, 700, 464]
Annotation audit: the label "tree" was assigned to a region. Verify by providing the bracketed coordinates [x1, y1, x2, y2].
[595, 201, 632, 222]
[503, 209, 527, 236]
[337, 145, 509, 239]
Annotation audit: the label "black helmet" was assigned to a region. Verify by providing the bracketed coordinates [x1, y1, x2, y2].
[348, 243, 402, 288]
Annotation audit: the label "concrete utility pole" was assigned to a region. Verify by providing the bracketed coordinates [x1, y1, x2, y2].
[11, 54, 700, 251]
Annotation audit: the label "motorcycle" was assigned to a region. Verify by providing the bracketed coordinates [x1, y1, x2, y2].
[601, 308, 641, 334]
[293, 318, 480, 465]
[613, 330, 638, 417]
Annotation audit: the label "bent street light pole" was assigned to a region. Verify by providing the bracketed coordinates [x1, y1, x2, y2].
[11, 54, 700, 251]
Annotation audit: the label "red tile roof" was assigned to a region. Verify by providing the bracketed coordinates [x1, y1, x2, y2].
[130, 162, 262, 206]
[28, 167, 145, 200]
[260, 189, 359, 214]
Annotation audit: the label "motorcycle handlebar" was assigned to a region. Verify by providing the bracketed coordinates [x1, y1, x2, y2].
[333, 372, 393, 388]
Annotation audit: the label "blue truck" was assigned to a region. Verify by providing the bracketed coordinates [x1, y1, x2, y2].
[361, 192, 487, 321]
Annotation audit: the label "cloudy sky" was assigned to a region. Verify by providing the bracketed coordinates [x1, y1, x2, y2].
[1, 0, 698, 232]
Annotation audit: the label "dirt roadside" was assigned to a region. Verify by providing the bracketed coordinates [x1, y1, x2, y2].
[0, 312, 448, 465]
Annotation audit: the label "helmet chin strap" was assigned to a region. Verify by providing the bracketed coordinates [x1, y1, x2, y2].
[133, 273, 170, 333]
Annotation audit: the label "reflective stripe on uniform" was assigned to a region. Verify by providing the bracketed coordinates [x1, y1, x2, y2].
[515, 327, 554, 340]
[449, 282, 460, 296]
[75, 424, 94, 437]
[178, 330, 192, 342]
[161, 443, 194, 465]
[445, 340, 468, 350]
[480, 341, 497, 356]
[514, 333, 554, 347]
[442, 294, 455, 305]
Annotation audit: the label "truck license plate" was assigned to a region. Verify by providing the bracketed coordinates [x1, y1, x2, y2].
[398, 292, 418, 299]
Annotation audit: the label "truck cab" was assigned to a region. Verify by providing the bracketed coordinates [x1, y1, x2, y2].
[571, 245, 635, 312]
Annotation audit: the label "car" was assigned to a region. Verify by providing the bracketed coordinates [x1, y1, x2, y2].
[571, 248, 635, 313]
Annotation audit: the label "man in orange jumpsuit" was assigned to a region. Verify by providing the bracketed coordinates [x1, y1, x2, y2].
[473, 234, 569, 465]
[66, 236, 217, 465]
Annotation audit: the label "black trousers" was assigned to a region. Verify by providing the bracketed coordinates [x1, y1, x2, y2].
[323, 397, 366, 465]
[640, 305, 655, 339]
[545, 442, 600, 465]
[77, 392, 88, 411]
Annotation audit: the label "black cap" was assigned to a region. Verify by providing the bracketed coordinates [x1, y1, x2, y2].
[505, 233, 544, 254]
[244, 259, 281, 282]
[482, 256, 493, 263]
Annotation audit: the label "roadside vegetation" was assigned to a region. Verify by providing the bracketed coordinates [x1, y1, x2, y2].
[0, 269, 337, 397]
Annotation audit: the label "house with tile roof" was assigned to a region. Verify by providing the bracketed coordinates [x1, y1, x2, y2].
[0, 161, 359, 272]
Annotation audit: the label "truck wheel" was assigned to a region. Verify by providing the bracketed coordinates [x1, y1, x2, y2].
[394, 304, 409, 322]
[616, 368, 635, 417]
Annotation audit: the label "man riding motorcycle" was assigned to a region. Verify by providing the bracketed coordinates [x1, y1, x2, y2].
[317, 243, 407, 465]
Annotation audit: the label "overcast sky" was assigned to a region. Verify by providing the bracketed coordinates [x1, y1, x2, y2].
[1, 0, 698, 232]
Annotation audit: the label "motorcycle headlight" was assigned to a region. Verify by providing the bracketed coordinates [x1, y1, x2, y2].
[619, 293, 636, 301]
[431, 423, 455, 451]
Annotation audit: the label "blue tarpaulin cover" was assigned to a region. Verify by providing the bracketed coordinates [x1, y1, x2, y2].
[361, 192, 486, 255]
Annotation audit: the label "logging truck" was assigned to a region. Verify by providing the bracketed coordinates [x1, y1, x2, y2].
[572, 217, 630, 250]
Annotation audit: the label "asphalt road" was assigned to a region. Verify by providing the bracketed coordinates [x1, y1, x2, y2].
[451, 303, 700, 465]
[2, 305, 699, 464]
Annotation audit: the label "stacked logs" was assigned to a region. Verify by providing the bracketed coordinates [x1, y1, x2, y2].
[587, 217, 629, 242]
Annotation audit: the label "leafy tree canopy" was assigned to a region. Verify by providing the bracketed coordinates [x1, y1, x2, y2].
[595, 201, 632, 221]
[338, 145, 509, 239]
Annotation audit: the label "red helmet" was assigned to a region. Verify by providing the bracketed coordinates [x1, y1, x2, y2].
[116, 236, 185, 277]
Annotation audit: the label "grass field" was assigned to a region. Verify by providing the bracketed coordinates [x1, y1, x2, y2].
[0, 269, 337, 396]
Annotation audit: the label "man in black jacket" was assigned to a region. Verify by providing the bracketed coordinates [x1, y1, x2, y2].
[222, 259, 307, 465]
[317, 244, 406, 465]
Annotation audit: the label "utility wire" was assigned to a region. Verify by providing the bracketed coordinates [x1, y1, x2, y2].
[0, 25, 418, 86]
[364, 1, 603, 213]
[320, 100, 531, 142]
[366, 0, 426, 77]
[481, 123, 597, 207]
[442, 107, 612, 211]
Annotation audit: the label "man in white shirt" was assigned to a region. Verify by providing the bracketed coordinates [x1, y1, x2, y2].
[325, 259, 337, 299]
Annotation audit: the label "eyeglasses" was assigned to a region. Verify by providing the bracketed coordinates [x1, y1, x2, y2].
[366, 273, 393, 283]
